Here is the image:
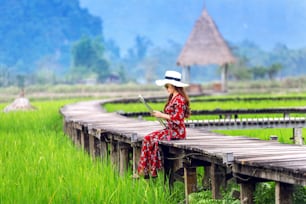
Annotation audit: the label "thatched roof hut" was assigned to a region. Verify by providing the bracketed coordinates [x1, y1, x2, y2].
[177, 9, 236, 91]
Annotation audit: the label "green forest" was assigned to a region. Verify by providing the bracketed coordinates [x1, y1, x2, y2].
[1, 0, 306, 87]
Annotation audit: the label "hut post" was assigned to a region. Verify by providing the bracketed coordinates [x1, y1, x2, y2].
[182, 66, 191, 84]
[221, 63, 229, 92]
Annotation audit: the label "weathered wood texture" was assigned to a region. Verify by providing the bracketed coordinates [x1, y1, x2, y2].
[60, 99, 306, 203]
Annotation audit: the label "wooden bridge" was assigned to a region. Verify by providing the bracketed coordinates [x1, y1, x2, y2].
[60, 98, 306, 204]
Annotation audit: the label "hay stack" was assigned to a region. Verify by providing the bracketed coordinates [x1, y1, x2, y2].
[3, 91, 36, 112]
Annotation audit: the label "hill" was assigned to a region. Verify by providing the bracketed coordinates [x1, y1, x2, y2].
[0, 0, 102, 73]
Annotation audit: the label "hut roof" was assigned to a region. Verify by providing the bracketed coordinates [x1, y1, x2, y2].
[177, 9, 236, 67]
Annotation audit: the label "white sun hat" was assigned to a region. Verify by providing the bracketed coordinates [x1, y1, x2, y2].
[155, 70, 189, 87]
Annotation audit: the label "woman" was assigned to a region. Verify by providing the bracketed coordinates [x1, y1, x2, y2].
[135, 70, 191, 179]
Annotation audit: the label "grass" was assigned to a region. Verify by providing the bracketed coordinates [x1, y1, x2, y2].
[2, 91, 306, 203]
[0, 100, 184, 204]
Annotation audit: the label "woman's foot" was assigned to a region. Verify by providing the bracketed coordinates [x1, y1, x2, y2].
[132, 173, 150, 179]
[132, 173, 140, 179]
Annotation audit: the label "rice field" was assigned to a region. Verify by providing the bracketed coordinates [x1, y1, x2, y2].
[2, 92, 306, 203]
[0, 100, 184, 204]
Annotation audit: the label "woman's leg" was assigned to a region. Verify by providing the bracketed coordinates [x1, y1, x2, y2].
[138, 129, 168, 177]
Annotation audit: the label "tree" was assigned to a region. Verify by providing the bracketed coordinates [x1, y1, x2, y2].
[70, 36, 109, 83]
[127, 35, 152, 60]
[267, 63, 282, 80]
[228, 56, 252, 81]
[252, 66, 267, 80]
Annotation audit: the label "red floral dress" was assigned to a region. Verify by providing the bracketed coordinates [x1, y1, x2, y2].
[137, 93, 187, 177]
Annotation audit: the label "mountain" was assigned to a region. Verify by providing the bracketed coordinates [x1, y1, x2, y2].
[1, 0, 306, 85]
[79, 0, 306, 55]
[0, 0, 102, 73]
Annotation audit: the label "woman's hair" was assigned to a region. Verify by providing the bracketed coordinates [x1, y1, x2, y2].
[167, 86, 191, 118]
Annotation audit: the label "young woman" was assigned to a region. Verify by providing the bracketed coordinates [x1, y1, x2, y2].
[135, 70, 191, 179]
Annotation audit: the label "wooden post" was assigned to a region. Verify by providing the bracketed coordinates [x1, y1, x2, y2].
[132, 146, 141, 175]
[89, 134, 95, 157]
[93, 137, 101, 157]
[83, 130, 89, 153]
[202, 165, 211, 190]
[275, 182, 293, 204]
[70, 123, 76, 143]
[76, 128, 82, 147]
[221, 63, 228, 92]
[110, 140, 119, 170]
[240, 182, 255, 204]
[184, 166, 197, 204]
[99, 133, 109, 160]
[293, 127, 303, 145]
[63, 120, 68, 135]
[210, 163, 226, 199]
[119, 143, 130, 176]
[182, 66, 191, 84]
[283, 112, 290, 119]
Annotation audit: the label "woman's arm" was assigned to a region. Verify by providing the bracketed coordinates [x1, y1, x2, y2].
[151, 110, 170, 120]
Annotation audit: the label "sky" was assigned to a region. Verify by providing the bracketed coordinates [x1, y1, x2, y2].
[79, 0, 306, 54]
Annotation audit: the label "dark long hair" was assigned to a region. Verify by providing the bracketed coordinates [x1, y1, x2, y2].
[167, 86, 191, 118]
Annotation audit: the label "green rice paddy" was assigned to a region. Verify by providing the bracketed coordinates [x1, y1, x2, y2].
[0, 100, 183, 204]
[1, 92, 306, 203]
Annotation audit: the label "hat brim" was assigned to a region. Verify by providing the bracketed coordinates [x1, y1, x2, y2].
[155, 79, 189, 87]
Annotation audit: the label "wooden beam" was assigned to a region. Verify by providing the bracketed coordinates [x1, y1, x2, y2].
[233, 164, 306, 186]
[275, 182, 293, 204]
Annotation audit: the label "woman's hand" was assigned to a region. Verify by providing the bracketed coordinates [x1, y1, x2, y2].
[151, 110, 162, 118]
[151, 111, 170, 120]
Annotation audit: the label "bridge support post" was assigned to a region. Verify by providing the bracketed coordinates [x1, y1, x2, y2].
[184, 166, 197, 204]
[293, 127, 303, 145]
[69, 122, 77, 144]
[76, 128, 82, 147]
[275, 182, 293, 204]
[132, 146, 141, 175]
[119, 142, 130, 176]
[83, 128, 89, 153]
[110, 139, 119, 171]
[202, 165, 211, 190]
[89, 134, 95, 156]
[240, 182, 255, 204]
[211, 163, 226, 199]
[93, 137, 101, 157]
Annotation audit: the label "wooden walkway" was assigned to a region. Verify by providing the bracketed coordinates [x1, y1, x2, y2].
[60, 99, 306, 204]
